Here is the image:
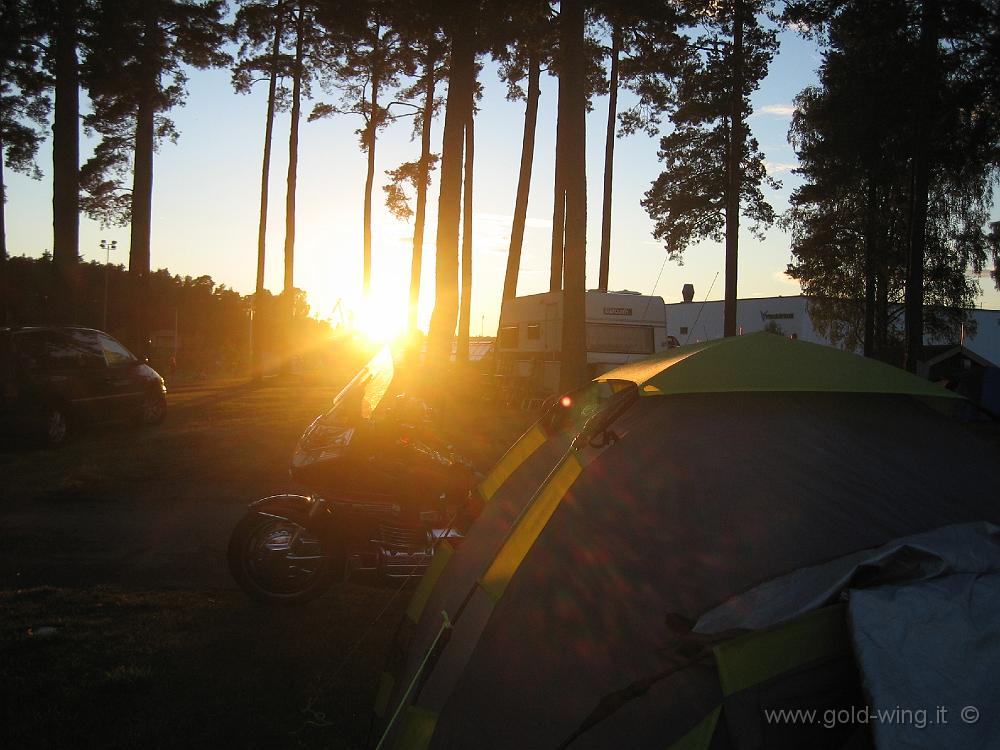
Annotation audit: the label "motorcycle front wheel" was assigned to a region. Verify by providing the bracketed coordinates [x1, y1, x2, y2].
[228, 509, 342, 605]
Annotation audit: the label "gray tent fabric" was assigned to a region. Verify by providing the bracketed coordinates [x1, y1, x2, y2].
[420, 394, 1000, 749]
[379, 382, 637, 736]
[694, 522, 1000, 634]
[850, 572, 1000, 749]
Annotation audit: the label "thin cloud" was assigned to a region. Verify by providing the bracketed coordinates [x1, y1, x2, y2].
[759, 104, 795, 117]
[785, 20, 811, 33]
[764, 160, 797, 175]
[773, 269, 799, 287]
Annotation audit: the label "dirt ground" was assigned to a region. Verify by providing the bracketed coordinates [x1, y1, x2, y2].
[0, 367, 534, 749]
[1, 376, 344, 589]
[0, 369, 528, 589]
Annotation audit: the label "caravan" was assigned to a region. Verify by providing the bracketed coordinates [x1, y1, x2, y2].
[495, 290, 675, 396]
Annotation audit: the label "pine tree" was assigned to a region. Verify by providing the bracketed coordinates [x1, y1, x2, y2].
[494, 0, 554, 303]
[381, 2, 446, 332]
[311, 0, 407, 297]
[641, 0, 779, 337]
[557, 0, 588, 390]
[82, 0, 229, 355]
[426, 4, 478, 363]
[784, 0, 1000, 363]
[594, 0, 687, 291]
[0, 0, 50, 324]
[233, 0, 294, 378]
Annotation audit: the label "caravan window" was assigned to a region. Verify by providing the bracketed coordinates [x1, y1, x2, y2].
[498, 326, 519, 349]
[586, 323, 654, 355]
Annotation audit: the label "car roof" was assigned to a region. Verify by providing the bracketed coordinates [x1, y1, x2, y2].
[1, 325, 107, 335]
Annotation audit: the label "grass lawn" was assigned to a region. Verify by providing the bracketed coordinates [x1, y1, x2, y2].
[0, 584, 405, 749]
[0, 361, 533, 749]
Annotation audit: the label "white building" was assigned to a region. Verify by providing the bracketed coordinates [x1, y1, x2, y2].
[664, 294, 1000, 366]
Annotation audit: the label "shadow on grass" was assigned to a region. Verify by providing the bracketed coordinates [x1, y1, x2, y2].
[0, 585, 407, 749]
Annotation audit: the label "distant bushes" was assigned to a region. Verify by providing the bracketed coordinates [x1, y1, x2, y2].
[3, 254, 334, 376]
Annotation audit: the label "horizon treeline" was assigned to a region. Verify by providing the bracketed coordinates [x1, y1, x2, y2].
[1, 0, 998, 387]
[3, 253, 332, 372]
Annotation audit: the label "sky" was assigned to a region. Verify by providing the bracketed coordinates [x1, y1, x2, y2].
[4, 23, 999, 337]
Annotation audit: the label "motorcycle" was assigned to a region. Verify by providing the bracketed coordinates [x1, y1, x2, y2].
[228, 345, 479, 604]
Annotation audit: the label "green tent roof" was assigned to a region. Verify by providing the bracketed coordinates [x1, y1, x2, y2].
[598, 332, 959, 399]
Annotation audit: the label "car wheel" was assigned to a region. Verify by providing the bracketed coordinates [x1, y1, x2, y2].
[137, 391, 166, 426]
[41, 406, 69, 447]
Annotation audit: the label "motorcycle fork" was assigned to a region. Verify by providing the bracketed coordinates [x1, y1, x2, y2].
[288, 496, 326, 548]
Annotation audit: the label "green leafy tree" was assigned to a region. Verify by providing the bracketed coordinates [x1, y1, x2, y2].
[641, 0, 779, 337]
[784, 0, 1000, 364]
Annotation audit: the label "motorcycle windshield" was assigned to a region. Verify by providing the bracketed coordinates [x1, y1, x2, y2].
[324, 345, 395, 425]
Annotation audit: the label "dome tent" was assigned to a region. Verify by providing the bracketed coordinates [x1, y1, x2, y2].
[375, 333, 1000, 750]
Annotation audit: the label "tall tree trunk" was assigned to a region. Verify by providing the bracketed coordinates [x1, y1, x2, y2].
[52, 0, 80, 322]
[876, 237, 889, 358]
[457, 112, 474, 364]
[283, 1, 304, 298]
[427, 23, 476, 363]
[0, 141, 7, 324]
[363, 58, 380, 297]
[252, 8, 284, 380]
[723, 0, 745, 338]
[598, 23, 621, 293]
[558, 0, 587, 392]
[127, 6, 158, 356]
[129, 91, 155, 357]
[905, 0, 938, 372]
[549, 128, 565, 292]
[408, 53, 435, 332]
[863, 176, 877, 357]
[502, 50, 540, 303]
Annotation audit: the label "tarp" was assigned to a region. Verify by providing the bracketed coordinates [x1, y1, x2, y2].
[851, 572, 1000, 749]
[694, 522, 1000, 749]
[694, 522, 1000, 633]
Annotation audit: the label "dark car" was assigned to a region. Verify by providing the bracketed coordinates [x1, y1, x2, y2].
[0, 326, 166, 446]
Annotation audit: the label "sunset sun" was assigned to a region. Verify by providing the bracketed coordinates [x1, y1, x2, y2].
[354, 291, 409, 342]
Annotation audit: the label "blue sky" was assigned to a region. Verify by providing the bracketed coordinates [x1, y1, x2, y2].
[4, 24, 998, 334]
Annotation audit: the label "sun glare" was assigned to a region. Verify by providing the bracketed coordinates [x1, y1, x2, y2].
[354, 291, 409, 343]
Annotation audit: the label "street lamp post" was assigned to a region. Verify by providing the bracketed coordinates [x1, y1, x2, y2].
[100, 239, 117, 330]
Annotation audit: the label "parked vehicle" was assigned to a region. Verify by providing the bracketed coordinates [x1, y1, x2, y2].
[0, 326, 167, 446]
[496, 289, 675, 396]
[228, 345, 478, 605]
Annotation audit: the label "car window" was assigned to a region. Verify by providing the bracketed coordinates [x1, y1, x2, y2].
[97, 333, 137, 366]
[66, 330, 107, 367]
[16, 330, 106, 370]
